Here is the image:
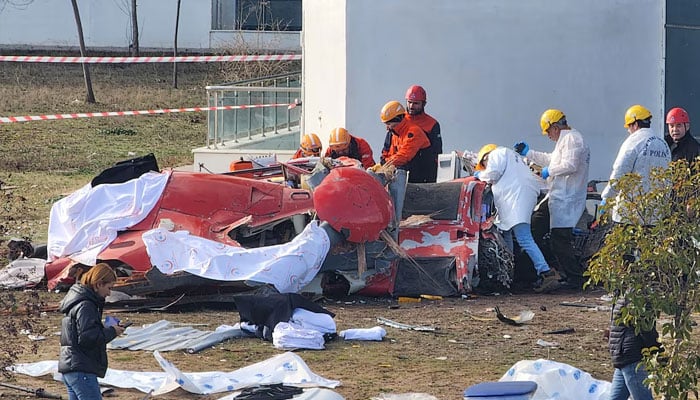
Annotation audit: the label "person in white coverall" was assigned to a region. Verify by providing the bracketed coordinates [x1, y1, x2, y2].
[474, 144, 559, 293]
[600, 105, 671, 225]
[514, 109, 590, 290]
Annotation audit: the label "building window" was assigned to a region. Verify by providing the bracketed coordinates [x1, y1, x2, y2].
[212, 0, 302, 31]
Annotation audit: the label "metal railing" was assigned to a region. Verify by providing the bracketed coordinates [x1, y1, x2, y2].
[205, 72, 301, 148]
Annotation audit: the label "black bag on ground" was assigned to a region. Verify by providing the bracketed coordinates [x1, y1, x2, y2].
[91, 153, 159, 187]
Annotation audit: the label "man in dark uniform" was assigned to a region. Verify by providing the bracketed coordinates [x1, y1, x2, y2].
[665, 107, 700, 163]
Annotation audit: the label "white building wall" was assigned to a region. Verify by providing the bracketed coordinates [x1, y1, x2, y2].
[0, 0, 211, 49]
[301, 0, 347, 137]
[303, 0, 665, 180]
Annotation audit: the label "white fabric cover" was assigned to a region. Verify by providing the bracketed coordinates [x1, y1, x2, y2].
[499, 359, 610, 400]
[142, 220, 330, 293]
[291, 308, 337, 334]
[10, 351, 339, 395]
[600, 127, 671, 224]
[526, 129, 590, 228]
[339, 326, 386, 341]
[0, 258, 46, 289]
[47, 171, 170, 265]
[478, 147, 541, 231]
[273, 322, 326, 350]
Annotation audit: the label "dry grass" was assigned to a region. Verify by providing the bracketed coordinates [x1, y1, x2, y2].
[0, 62, 228, 243]
[6, 291, 615, 400]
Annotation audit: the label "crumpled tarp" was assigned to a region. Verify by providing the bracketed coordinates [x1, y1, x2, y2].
[142, 220, 330, 294]
[499, 359, 611, 400]
[47, 171, 170, 265]
[107, 320, 251, 353]
[0, 258, 45, 289]
[10, 351, 340, 396]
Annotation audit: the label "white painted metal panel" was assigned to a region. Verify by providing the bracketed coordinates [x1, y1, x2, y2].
[301, 0, 347, 145]
[303, 0, 665, 180]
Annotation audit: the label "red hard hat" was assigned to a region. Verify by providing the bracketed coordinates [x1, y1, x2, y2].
[666, 107, 690, 124]
[405, 85, 427, 102]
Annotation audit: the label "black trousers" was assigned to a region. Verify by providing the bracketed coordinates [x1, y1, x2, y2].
[530, 198, 584, 284]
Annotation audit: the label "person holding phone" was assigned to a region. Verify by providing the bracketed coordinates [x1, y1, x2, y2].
[58, 263, 126, 399]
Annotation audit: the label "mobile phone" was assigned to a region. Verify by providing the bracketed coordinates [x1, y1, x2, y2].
[120, 321, 133, 328]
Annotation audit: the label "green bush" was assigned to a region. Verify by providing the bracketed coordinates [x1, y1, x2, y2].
[588, 159, 700, 399]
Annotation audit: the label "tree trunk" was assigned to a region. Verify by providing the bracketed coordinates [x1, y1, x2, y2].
[70, 0, 95, 103]
[172, 0, 181, 88]
[130, 0, 139, 56]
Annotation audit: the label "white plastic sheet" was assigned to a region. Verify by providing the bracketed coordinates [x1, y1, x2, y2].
[47, 171, 170, 265]
[499, 359, 611, 400]
[272, 322, 325, 350]
[10, 351, 340, 395]
[0, 258, 45, 288]
[107, 320, 249, 353]
[142, 220, 330, 293]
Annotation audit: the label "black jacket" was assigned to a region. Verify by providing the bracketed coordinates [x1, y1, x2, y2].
[58, 284, 117, 378]
[608, 295, 660, 368]
[664, 131, 700, 163]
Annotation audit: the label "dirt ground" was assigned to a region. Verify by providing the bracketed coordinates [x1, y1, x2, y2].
[4, 288, 616, 400]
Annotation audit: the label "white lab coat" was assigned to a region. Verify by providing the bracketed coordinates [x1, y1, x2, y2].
[600, 127, 671, 224]
[526, 129, 590, 228]
[479, 147, 540, 231]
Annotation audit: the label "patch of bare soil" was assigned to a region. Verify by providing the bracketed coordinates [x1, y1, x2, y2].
[4, 289, 615, 400]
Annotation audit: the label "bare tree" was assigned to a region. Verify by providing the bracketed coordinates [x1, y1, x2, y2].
[130, 0, 139, 56]
[172, 0, 181, 88]
[70, 0, 96, 103]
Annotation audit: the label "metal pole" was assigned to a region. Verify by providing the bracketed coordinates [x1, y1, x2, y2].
[274, 77, 279, 134]
[233, 90, 239, 143]
[247, 90, 252, 140]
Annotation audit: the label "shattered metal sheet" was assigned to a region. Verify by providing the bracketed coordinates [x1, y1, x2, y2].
[108, 320, 253, 353]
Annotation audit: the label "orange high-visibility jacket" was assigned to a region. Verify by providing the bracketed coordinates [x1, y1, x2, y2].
[324, 135, 376, 169]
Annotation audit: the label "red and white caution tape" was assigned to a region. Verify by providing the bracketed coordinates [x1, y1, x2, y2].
[0, 103, 297, 124]
[0, 54, 301, 63]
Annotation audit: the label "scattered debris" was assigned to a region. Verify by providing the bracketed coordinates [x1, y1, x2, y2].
[377, 317, 439, 332]
[398, 296, 421, 303]
[536, 339, 559, 348]
[544, 327, 575, 334]
[494, 306, 534, 326]
[0, 382, 62, 399]
[559, 301, 599, 308]
[465, 310, 496, 322]
[107, 320, 251, 353]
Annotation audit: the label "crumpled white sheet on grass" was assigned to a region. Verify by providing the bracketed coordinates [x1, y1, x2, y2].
[0, 258, 46, 289]
[47, 171, 170, 265]
[499, 359, 611, 400]
[107, 320, 250, 353]
[142, 220, 330, 293]
[10, 351, 339, 396]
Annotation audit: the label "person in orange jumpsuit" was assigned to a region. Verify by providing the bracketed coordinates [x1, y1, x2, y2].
[292, 133, 322, 158]
[379, 101, 431, 183]
[324, 127, 375, 168]
[404, 85, 442, 182]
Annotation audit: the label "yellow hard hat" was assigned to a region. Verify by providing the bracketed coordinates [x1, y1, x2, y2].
[329, 127, 351, 148]
[624, 105, 652, 128]
[380, 101, 405, 123]
[300, 133, 322, 156]
[540, 109, 566, 134]
[475, 144, 498, 171]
